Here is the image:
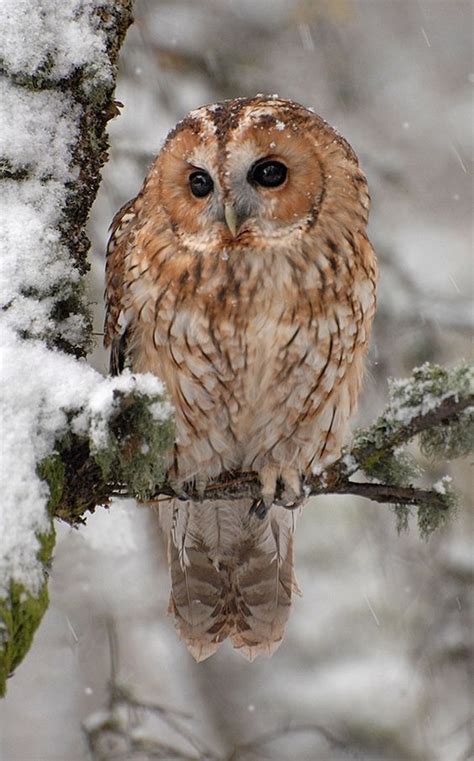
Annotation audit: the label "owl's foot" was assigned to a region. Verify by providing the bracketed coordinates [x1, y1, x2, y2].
[167, 459, 212, 501]
[172, 486, 193, 502]
[257, 463, 303, 513]
[167, 469, 193, 501]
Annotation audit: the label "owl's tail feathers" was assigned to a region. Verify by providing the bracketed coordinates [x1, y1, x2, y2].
[162, 501, 301, 662]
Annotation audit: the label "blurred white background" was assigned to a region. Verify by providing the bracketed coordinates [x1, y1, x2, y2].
[1, 2, 472, 759]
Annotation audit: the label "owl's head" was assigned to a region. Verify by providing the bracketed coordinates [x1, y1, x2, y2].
[151, 96, 369, 252]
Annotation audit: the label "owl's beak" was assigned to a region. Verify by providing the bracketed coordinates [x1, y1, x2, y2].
[224, 202, 238, 237]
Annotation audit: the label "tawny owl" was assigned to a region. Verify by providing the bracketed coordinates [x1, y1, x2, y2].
[105, 95, 377, 661]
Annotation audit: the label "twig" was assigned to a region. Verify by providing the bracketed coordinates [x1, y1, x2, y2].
[83, 621, 220, 761]
[224, 722, 356, 761]
[351, 393, 473, 469]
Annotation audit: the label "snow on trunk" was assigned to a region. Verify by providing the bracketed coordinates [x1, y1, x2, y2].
[0, 0, 148, 695]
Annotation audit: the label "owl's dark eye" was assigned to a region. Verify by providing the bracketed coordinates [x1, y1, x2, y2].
[248, 159, 288, 188]
[189, 170, 213, 198]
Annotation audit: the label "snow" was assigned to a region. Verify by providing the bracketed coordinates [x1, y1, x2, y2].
[0, 183, 80, 338]
[0, 0, 172, 599]
[341, 452, 358, 475]
[433, 475, 453, 495]
[0, 79, 82, 334]
[0, 0, 118, 344]
[0, 0, 110, 81]
[0, 81, 79, 182]
[0, 327, 169, 595]
[385, 363, 467, 427]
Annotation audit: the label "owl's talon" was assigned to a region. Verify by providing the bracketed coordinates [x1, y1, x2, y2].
[249, 499, 269, 520]
[281, 486, 297, 504]
[262, 492, 275, 510]
[280, 493, 305, 511]
[175, 487, 192, 501]
[258, 464, 278, 513]
[167, 473, 191, 501]
[273, 467, 303, 509]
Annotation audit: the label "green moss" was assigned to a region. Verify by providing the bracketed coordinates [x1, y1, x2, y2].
[354, 362, 473, 467]
[0, 53, 56, 89]
[0, 525, 55, 698]
[362, 449, 421, 487]
[93, 394, 175, 501]
[420, 408, 474, 460]
[391, 504, 411, 535]
[38, 455, 65, 514]
[121, 402, 175, 501]
[353, 361, 473, 483]
[93, 434, 120, 482]
[0, 460, 60, 697]
[351, 362, 472, 538]
[0, 578, 50, 697]
[392, 490, 457, 539]
[417, 487, 458, 539]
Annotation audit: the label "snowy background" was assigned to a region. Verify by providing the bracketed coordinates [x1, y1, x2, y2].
[1, 1, 472, 759]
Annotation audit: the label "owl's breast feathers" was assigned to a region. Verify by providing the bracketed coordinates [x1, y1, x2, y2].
[108, 211, 376, 483]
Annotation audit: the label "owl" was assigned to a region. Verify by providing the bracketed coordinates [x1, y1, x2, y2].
[105, 96, 377, 661]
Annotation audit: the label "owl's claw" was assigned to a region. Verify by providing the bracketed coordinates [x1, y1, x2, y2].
[174, 487, 192, 501]
[276, 492, 296, 508]
[249, 499, 269, 520]
[276, 469, 305, 510]
[278, 491, 305, 511]
[255, 463, 306, 514]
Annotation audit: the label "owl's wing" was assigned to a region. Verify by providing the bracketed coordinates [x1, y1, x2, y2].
[104, 196, 141, 375]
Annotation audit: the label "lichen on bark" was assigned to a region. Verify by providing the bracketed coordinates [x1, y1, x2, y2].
[0, 478, 56, 698]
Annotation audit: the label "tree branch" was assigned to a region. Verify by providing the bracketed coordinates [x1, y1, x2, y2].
[48, 362, 472, 539]
[140, 388, 471, 505]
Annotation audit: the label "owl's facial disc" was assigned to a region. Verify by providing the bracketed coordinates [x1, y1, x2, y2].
[221, 124, 325, 239]
[158, 115, 325, 246]
[183, 150, 292, 234]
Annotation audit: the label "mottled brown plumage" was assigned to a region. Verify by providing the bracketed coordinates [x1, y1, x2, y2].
[105, 96, 377, 661]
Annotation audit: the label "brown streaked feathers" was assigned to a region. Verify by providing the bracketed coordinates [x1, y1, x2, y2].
[105, 96, 378, 661]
